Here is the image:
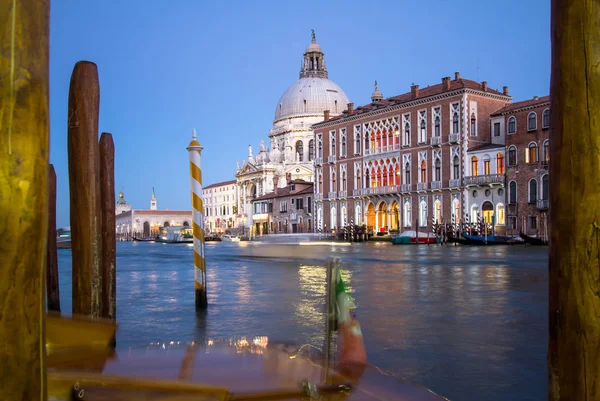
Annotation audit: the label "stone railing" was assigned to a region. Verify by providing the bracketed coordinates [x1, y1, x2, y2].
[328, 191, 337, 199]
[314, 157, 323, 165]
[449, 133, 459, 143]
[417, 182, 428, 191]
[328, 155, 336, 163]
[537, 199, 549, 210]
[465, 174, 504, 186]
[430, 136, 442, 146]
[449, 179, 461, 188]
[400, 184, 412, 193]
[364, 143, 401, 156]
[338, 190, 347, 198]
[431, 181, 442, 190]
[314, 193, 322, 201]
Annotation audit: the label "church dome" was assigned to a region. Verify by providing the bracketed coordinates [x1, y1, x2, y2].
[274, 78, 350, 121]
[305, 42, 322, 53]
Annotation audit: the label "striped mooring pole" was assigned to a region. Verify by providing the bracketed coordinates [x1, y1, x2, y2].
[187, 129, 207, 310]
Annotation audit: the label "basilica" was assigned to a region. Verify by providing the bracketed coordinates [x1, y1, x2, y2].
[234, 31, 349, 229]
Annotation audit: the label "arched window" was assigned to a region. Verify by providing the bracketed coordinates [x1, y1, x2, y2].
[318, 171, 323, 191]
[395, 165, 401, 185]
[365, 170, 370, 188]
[356, 169, 361, 189]
[331, 137, 336, 157]
[434, 116, 441, 137]
[496, 204, 506, 225]
[543, 140, 549, 163]
[404, 201, 412, 227]
[332, 172, 336, 192]
[508, 116, 516, 134]
[509, 181, 517, 204]
[342, 171, 347, 191]
[453, 156, 460, 179]
[295, 141, 303, 162]
[318, 139, 322, 158]
[452, 199, 461, 223]
[528, 112, 537, 131]
[404, 122, 410, 145]
[434, 158, 441, 181]
[508, 145, 517, 166]
[341, 134, 347, 156]
[542, 174, 549, 200]
[527, 142, 538, 163]
[405, 162, 411, 185]
[483, 155, 491, 175]
[529, 179, 538, 202]
[308, 140, 314, 161]
[420, 119, 426, 143]
[419, 201, 428, 227]
[453, 112, 459, 134]
[355, 132, 361, 154]
[470, 113, 477, 136]
[542, 109, 550, 128]
[497, 152, 505, 174]
[420, 160, 427, 182]
[471, 156, 479, 176]
[330, 206, 337, 230]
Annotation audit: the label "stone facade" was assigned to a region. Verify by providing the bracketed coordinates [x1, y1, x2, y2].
[495, 96, 550, 236]
[203, 179, 238, 233]
[251, 177, 314, 235]
[312, 73, 512, 234]
[116, 210, 192, 239]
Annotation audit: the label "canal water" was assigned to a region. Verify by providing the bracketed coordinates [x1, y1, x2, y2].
[57, 241, 548, 401]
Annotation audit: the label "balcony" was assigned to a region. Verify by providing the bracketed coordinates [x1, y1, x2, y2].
[400, 184, 412, 193]
[328, 191, 337, 199]
[314, 157, 323, 165]
[338, 190, 347, 198]
[537, 199, 549, 210]
[431, 181, 442, 190]
[352, 189, 361, 196]
[328, 155, 336, 164]
[541, 160, 549, 168]
[465, 174, 504, 186]
[364, 143, 401, 156]
[417, 182, 428, 191]
[449, 179, 461, 188]
[314, 193, 322, 201]
[358, 185, 399, 196]
[430, 136, 442, 147]
[449, 133, 459, 143]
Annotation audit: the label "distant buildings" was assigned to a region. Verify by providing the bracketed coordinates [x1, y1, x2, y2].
[202, 180, 237, 234]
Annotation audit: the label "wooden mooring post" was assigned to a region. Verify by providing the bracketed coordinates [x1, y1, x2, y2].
[0, 1, 50, 400]
[47, 164, 61, 312]
[100, 133, 116, 320]
[548, 0, 600, 399]
[68, 61, 103, 318]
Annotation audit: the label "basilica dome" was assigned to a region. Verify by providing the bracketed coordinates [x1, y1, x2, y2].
[274, 78, 350, 121]
[273, 31, 349, 122]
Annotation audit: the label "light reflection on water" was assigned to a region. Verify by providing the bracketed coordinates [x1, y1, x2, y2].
[57, 241, 547, 401]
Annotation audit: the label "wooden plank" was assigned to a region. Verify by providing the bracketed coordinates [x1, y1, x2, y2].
[99, 132, 116, 320]
[549, 1, 600, 400]
[68, 61, 102, 317]
[0, 1, 50, 400]
[47, 164, 61, 311]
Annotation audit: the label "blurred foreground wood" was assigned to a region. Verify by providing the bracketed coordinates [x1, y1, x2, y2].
[47, 164, 61, 311]
[0, 1, 50, 400]
[549, 0, 600, 400]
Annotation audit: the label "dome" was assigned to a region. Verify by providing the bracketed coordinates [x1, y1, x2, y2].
[305, 42, 322, 53]
[274, 78, 350, 121]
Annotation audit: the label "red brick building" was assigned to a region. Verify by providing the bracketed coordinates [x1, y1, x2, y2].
[491, 96, 550, 237]
[251, 177, 314, 235]
[311, 73, 512, 234]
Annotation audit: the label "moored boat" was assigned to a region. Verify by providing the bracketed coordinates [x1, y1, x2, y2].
[519, 232, 548, 246]
[221, 234, 240, 242]
[56, 227, 72, 249]
[392, 230, 438, 245]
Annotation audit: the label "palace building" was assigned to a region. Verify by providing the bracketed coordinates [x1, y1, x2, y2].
[235, 31, 349, 231]
[311, 73, 513, 234]
[202, 180, 238, 234]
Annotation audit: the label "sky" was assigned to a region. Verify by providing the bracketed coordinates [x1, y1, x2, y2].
[49, 0, 551, 227]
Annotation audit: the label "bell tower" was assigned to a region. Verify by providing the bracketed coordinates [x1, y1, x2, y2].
[300, 30, 328, 79]
[150, 187, 157, 210]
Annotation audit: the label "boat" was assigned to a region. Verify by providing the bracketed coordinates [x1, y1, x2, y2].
[205, 233, 222, 242]
[56, 227, 72, 249]
[460, 234, 521, 246]
[391, 230, 438, 245]
[519, 232, 548, 246]
[156, 226, 194, 244]
[221, 234, 240, 242]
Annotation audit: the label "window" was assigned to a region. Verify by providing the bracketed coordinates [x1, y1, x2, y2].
[342, 171, 347, 191]
[543, 140, 549, 163]
[308, 140, 314, 161]
[529, 179, 538, 202]
[280, 201, 288, 213]
[530, 216, 538, 229]
[542, 109, 550, 128]
[295, 140, 303, 162]
[509, 181, 517, 204]
[453, 112, 459, 134]
[434, 116, 441, 137]
[331, 137, 336, 156]
[341, 134, 346, 157]
[493, 122, 501, 137]
[404, 201, 412, 227]
[405, 162, 411, 185]
[471, 156, 479, 176]
[453, 156, 460, 179]
[419, 111, 427, 143]
[497, 153, 505, 174]
[332, 172, 336, 192]
[508, 146, 517, 166]
[542, 175, 549, 201]
[471, 114, 477, 136]
[483, 156, 491, 175]
[404, 122, 410, 145]
[307, 197, 312, 213]
[420, 160, 427, 182]
[356, 169, 361, 188]
[527, 143, 538, 163]
[296, 198, 304, 210]
[508, 117, 516, 134]
[496, 204, 505, 225]
[268, 203, 273, 213]
[419, 201, 428, 227]
[317, 134, 323, 158]
[528, 112, 537, 131]
[434, 158, 441, 181]
[355, 129, 361, 154]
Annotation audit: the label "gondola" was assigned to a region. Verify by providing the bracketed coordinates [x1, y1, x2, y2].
[519, 232, 548, 246]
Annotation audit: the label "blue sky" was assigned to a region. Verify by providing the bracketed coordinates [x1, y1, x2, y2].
[50, 0, 550, 227]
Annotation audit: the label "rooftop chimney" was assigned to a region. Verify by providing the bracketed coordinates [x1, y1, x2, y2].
[481, 81, 488, 92]
[442, 77, 450, 91]
[533, 95, 539, 100]
[411, 84, 419, 98]
[286, 173, 292, 186]
[454, 71, 461, 80]
[503, 86, 509, 96]
[324, 110, 330, 121]
[273, 176, 279, 195]
[347, 102, 354, 114]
